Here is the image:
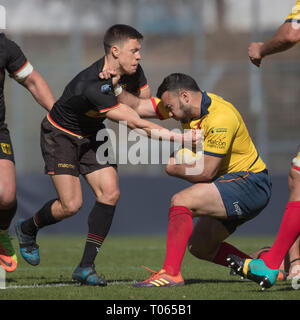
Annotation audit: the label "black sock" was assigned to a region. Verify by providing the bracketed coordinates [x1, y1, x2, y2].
[0, 201, 17, 230]
[21, 199, 59, 237]
[80, 201, 116, 268]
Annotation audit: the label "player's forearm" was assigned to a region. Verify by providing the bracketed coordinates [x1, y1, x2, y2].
[260, 38, 296, 58]
[260, 24, 299, 58]
[138, 86, 151, 99]
[166, 153, 220, 183]
[23, 71, 55, 111]
[130, 118, 184, 143]
[118, 89, 140, 111]
[118, 90, 156, 118]
[166, 162, 214, 183]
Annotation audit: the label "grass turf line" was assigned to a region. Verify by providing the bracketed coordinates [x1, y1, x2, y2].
[0, 235, 298, 300]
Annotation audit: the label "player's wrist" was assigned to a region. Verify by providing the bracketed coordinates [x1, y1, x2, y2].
[259, 43, 266, 58]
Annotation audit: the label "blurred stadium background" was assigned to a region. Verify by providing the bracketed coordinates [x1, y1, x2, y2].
[1, 0, 299, 235]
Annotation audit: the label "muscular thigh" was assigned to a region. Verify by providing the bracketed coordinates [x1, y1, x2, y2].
[84, 166, 119, 205]
[172, 182, 227, 218]
[0, 159, 16, 207]
[51, 174, 82, 207]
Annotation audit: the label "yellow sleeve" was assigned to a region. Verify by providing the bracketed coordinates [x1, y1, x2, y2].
[203, 115, 239, 157]
[285, 1, 300, 22]
[151, 97, 170, 120]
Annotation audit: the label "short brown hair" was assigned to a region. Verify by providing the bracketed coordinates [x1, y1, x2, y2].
[103, 24, 143, 54]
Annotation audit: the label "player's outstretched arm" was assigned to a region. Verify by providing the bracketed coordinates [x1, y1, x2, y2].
[138, 85, 151, 99]
[117, 90, 158, 118]
[166, 153, 222, 183]
[21, 70, 56, 112]
[99, 69, 156, 118]
[249, 22, 300, 67]
[106, 103, 198, 145]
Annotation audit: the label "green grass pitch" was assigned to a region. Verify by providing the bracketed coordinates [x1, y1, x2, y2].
[0, 235, 299, 300]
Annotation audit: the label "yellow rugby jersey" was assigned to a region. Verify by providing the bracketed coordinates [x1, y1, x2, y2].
[151, 92, 266, 177]
[285, 0, 300, 22]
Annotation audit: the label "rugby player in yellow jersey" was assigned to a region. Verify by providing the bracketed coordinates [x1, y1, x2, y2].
[102, 72, 272, 287]
[227, 0, 300, 289]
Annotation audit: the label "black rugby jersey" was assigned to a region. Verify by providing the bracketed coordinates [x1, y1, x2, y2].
[0, 33, 28, 128]
[49, 56, 147, 136]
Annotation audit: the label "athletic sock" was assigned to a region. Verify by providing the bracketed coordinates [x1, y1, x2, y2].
[21, 199, 58, 237]
[80, 201, 116, 268]
[213, 242, 251, 267]
[262, 201, 300, 270]
[162, 206, 193, 276]
[0, 201, 17, 230]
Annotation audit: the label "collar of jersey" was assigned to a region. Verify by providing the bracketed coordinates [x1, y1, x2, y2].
[191, 90, 211, 121]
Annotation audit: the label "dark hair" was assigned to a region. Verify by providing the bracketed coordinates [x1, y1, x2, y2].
[157, 73, 201, 98]
[103, 24, 143, 54]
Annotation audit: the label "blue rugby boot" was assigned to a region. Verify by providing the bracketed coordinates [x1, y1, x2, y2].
[72, 264, 107, 286]
[14, 219, 40, 266]
[227, 254, 278, 290]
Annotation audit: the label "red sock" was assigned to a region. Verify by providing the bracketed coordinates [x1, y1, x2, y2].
[213, 242, 251, 267]
[257, 250, 269, 260]
[162, 206, 193, 276]
[263, 201, 300, 270]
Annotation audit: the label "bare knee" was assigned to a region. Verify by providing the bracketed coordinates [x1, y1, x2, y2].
[170, 192, 188, 208]
[0, 185, 16, 209]
[98, 188, 120, 206]
[61, 199, 82, 218]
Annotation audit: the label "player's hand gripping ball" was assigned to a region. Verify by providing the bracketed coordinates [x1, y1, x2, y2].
[174, 147, 202, 164]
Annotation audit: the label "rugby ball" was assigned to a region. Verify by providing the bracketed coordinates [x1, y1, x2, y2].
[174, 147, 202, 164]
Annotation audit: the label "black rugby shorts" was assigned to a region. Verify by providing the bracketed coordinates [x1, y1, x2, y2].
[40, 117, 116, 176]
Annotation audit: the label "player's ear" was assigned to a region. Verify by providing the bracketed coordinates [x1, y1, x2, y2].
[180, 90, 189, 103]
[111, 45, 120, 58]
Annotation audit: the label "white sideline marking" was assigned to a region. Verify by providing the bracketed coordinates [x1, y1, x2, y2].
[16, 265, 156, 271]
[5, 280, 133, 289]
[6, 283, 79, 289]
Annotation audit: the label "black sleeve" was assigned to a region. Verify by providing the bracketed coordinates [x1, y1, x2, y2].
[85, 82, 120, 113]
[4, 36, 28, 74]
[136, 64, 147, 89]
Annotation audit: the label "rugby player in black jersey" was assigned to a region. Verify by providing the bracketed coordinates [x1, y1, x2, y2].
[15, 25, 199, 286]
[0, 33, 55, 272]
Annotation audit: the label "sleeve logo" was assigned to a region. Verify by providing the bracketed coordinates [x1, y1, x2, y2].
[1, 143, 12, 155]
[210, 128, 227, 134]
